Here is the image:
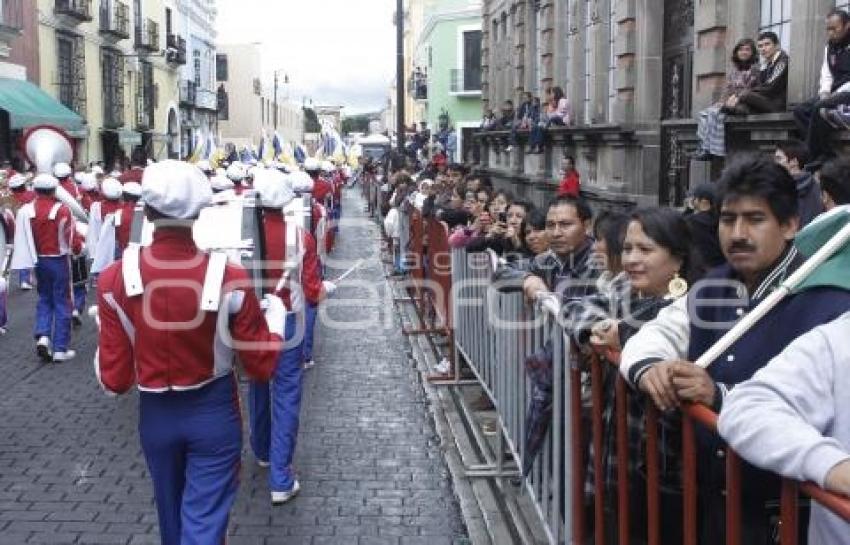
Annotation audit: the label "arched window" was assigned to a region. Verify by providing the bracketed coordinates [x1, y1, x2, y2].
[759, 0, 792, 50]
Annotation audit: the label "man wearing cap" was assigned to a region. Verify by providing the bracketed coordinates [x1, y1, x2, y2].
[226, 162, 249, 195]
[11, 173, 82, 362]
[54, 163, 80, 201]
[79, 173, 102, 213]
[8, 173, 35, 290]
[95, 160, 284, 545]
[88, 178, 125, 276]
[248, 169, 336, 505]
[115, 182, 142, 255]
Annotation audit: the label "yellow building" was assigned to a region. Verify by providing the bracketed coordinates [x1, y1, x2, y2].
[36, 0, 184, 168]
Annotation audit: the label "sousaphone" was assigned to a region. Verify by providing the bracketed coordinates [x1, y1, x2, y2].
[21, 125, 88, 223]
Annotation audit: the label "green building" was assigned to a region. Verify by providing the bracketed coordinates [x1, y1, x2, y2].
[415, 0, 482, 162]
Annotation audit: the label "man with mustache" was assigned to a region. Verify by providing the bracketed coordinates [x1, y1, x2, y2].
[620, 156, 850, 544]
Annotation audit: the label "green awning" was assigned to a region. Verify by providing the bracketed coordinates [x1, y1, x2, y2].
[0, 78, 85, 131]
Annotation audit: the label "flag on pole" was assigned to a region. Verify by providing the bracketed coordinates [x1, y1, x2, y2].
[272, 132, 283, 156]
[793, 205, 850, 292]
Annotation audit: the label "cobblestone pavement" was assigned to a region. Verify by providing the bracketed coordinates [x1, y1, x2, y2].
[0, 188, 468, 544]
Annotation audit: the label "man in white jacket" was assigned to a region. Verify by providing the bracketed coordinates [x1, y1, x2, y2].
[718, 313, 850, 545]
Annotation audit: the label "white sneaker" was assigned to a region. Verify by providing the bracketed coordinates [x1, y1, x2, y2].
[434, 357, 451, 375]
[257, 459, 270, 468]
[0, 327, 6, 335]
[271, 480, 300, 506]
[20, 282, 33, 291]
[52, 350, 76, 363]
[303, 360, 315, 370]
[36, 336, 52, 363]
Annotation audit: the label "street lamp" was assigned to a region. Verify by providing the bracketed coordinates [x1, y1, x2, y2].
[273, 70, 288, 130]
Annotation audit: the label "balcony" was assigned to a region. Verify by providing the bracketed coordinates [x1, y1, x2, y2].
[165, 33, 186, 65]
[99, 1, 129, 41]
[179, 80, 196, 106]
[0, 0, 23, 44]
[195, 88, 218, 112]
[449, 68, 482, 95]
[54, 0, 92, 24]
[408, 73, 427, 100]
[135, 18, 159, 53]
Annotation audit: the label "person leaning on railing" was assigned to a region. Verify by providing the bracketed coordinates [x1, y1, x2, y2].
[718, 312, 850, 545]
[619, 156, 850, 544]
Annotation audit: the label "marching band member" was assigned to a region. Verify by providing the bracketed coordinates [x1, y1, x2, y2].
[226, 162, 249, 195]
[80, 173, 102, 212]
[95, 160, 284, 545]
[88, 178, 124, 275]
[54, 162, 80, 201]
[115, 182, 142, 255]
[8, 173, 35, 290]
[11, 173, 81, 362]
[248, 169, 336, 505]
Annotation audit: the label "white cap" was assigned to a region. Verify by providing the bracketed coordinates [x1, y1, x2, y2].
[80, 173, 98, 192]
[303, 158, 320, 172]
[141, 160, 212, 220]
[196, 160, 212, 173]
[215, 167, 226, 177]
[8, 173, 27, 189]
[247, 166, 262, 180]
[109, 170, 122, 178]
[320, 161, 334, 174]
[91, 165, 105, 176]
[53, 162, 73, 179]
[123, 182, 143, 198]
[226, 162, 246, 182]
[253, 169, 295, 208]
[210, 174, 234, 192]
[289, 171, 315, 193]
[33, 174, 59, 190]
[101, 177, 123, 200]
[73, 171, 86, 184]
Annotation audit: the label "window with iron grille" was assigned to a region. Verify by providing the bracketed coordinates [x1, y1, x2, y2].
[137, 60, 154, 130]
[102, 48, 125, 128]
[57, 33, 86, 117]
[193, 49, 201, 87]
[759, 0, 791, 50]
[216, 54, 228, 82]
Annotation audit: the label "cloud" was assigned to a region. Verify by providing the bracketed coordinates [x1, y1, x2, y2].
[216, 0, 396, 114]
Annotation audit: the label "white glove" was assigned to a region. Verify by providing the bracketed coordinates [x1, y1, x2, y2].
[322, 281, 337, 296]
[262, 294, 287, 335]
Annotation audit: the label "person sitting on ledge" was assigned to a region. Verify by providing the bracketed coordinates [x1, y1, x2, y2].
[721, 31, 789, 116]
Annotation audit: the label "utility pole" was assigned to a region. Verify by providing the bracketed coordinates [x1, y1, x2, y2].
[396, 0, 405, 153]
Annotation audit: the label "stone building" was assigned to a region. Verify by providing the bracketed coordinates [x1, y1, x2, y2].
[476, 0, 845, 208]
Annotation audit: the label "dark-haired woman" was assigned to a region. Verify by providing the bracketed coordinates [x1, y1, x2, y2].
[565, 207, 703, 545]
[529, 87, 573, 154]
[695, 39, 759, 160]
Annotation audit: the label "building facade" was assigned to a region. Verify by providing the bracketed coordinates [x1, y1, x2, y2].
[416, 0, 483, 161]
[215, 43, 304, 151]
[477, 0, 845, 208]
[174, 0, 217, 159]
[35, 0, 184, 168]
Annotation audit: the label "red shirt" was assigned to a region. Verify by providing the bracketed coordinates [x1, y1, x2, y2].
[115, 201, 137, 251]
[557, 170, 581, 198]
[81, 191, 102, 212]
[11, 188, 35, 206]
[59, 178, 80, 200]
[118, 168, 144, 185]
[312, 176, 333, 204]
[31, 195, 80, 256]
[261, 210, 323, 308]
[97, 199, 123, 220]
[96, 228, 282, 394]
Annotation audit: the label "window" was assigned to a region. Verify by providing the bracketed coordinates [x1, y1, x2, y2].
[193, 49, 201, 87]
[102, 48, 125, 128]
[462, 30, 482, 92]
[837, 1, 850, 12]
[528, 0, 540, 95]
[216, 54, 228, 82]
[57, 35, 75, 111]
[759, 0, 792, 50]
[165, 7, 172, 36]
[607, 0, 617, 120]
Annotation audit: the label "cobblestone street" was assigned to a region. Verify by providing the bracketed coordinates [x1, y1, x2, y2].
[0, 189, 469, 545]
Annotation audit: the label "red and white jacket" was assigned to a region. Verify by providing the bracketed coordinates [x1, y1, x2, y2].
[59, 178, 80, 201]
[81, 191, 102, 212]
[96, 228, 283, 394]
[10, 196, 81, 271]
[10, 188, 35, 207]
[261, 209, 323, 311]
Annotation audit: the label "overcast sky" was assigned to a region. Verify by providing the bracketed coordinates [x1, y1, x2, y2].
[216, 0, 397, 115]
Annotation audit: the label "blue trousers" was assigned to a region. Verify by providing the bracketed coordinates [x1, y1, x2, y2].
[73, 284, 86, 314]
[19, 269, 31, 286]
[302, 303, 318, 363]
[139, 374, 242, 545]
[249, 313, 305, 492]
[34, 256, 72, 352]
